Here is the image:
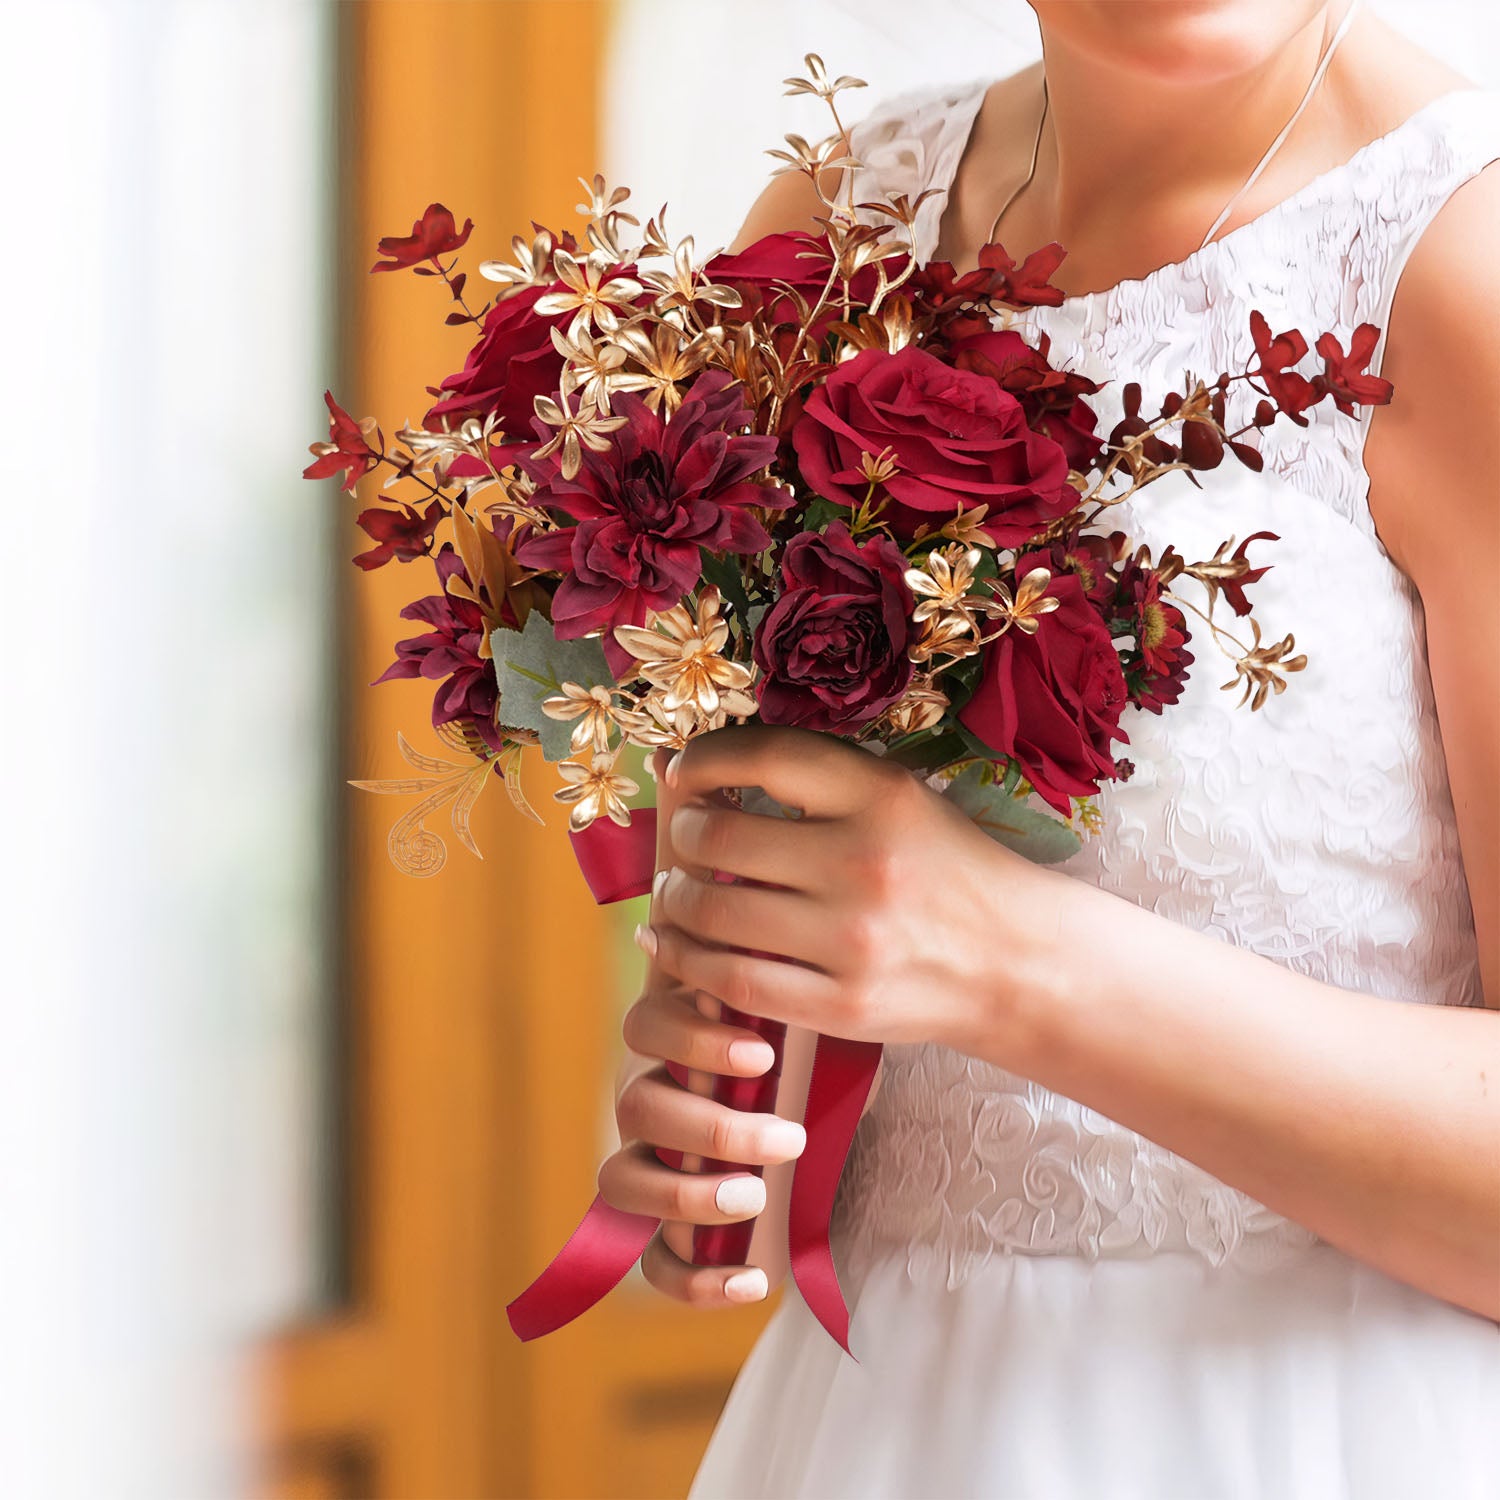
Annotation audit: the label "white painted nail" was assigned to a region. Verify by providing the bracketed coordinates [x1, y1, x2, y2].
[715, 1175, 766, 1218]
[724, 1267, 768, 1303]
[633, 923, 658, 958]
[652, 868, 669, 899]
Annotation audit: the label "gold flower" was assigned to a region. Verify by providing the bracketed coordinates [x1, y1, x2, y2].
[638, 235, 743, 316]
[612, 589, 755, 717]
[549, 322, 652, 415]
[885, 676, 948, 734]
[905, 544, 1007, 662]
[611, 320, 715, 414]
[531, 368, 628, 480]
[534, 249, 644, 332]
[541, 682, 635, 755]
[554, 751, 640, 832]
[989, 566, 1062, 637]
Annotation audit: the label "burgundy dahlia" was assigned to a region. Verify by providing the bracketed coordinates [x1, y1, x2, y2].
[376, 545, 505, 751]
[517, 370, 786, 668]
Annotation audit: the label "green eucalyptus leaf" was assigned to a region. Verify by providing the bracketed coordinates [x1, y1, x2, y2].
[943, 762, 1082, 865]
[490, 613, 613, 762]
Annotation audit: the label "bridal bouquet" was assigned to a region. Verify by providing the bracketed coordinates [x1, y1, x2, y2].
[305, 55, 1392, 1354]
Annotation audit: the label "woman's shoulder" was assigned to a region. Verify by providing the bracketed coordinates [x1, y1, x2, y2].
[726, 73, 1003, 254]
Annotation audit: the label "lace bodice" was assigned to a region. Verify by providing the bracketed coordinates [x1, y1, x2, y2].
[831, 80, 1500, 1288]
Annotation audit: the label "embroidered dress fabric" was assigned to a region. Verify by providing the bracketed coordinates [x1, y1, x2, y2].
[689, 83, 1500, 1499]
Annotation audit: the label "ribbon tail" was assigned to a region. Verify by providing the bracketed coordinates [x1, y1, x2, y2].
[787, 1033, 883, 1360]
[506, 810, 662, 1343]
[507, 1192, 660, 1341]
[568, 808, 658, 903]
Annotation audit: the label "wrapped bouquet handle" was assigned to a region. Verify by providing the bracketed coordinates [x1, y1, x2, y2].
[504, 805, 881, 1358]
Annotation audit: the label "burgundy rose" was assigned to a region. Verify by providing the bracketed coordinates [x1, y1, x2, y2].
[377, 545, 505, 751]
[753, 522, 915, 733]
[958, 552, 1129, 813]
[949, 327, 1103, 472]
[705, 231, 880, 328]
[792, 346, 1074, 545]
[516, 371, 785, 671]
[425, 282, 570, 439]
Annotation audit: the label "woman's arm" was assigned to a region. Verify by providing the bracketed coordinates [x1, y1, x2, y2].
[647, 164, 1500, 1319]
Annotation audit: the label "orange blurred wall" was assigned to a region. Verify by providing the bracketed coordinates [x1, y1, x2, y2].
[261, 5, 775, 1497]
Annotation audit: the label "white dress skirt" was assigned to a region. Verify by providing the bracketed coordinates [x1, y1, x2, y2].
[690, 81, 1500, 1500]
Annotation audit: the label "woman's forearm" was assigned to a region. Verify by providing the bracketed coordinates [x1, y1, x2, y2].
[976, 874, 1500, 1320]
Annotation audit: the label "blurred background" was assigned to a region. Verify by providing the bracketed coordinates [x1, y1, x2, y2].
[1, 1, 1494, 1497]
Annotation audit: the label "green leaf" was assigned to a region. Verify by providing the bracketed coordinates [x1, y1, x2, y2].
[943, 762, 1082, 865]
[801, 495, 850, 532]
[490, 613, 613, 762]
[699, 548, 753, 631]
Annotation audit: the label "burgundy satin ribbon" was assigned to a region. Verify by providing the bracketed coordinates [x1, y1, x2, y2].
[505, 812, 881, 1358]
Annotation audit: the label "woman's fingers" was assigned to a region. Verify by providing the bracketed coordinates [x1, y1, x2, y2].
[643, 923, 845, 1033]
[665, 723, 883, 819]
[651, 865, 828, 967]
[666, 798, 834, 889]
[621, 985, 778, 1076]
[615, 1063, 808, 1165]
[640, 1226, 770, 1306]
[598, 1139, 769, 1226]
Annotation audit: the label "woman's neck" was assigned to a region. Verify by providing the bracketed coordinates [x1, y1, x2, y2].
[1035, 10, 1340, 248]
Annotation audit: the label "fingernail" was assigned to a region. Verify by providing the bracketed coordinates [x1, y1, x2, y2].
[715, 1174, 766, 1217]
[762, 1118, 807, 1159]
[729, 1038, 776, 1074]
[651, 868, 669, 899]
[664, 750, 683, 788]
[724, 1267, 768, 1303]
[633, 923, 658, 958]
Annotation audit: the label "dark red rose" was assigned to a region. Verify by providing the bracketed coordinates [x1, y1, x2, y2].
[753, 522, 915, 733]
[1314, 324, 1393, 415]
[376, 545, 505, 752]
[353, 498, 443, 570]
[425, 282, 570, 439]
[516, 371, 786, 672]
[1249, 310, 1319, 424]
[959, 552, 1129, 813]
[371, 203, 474, 273]
[792, 346, 1074, 545]
[704, 231, 880, 327]
[303, 390, 381, 494]
[949, 327, 1103, 472]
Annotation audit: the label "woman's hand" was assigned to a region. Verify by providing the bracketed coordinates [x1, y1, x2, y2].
[637, 725, 1079, 1060]
[601, 975, 807, 1307]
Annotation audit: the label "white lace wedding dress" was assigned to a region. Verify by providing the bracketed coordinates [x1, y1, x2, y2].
[689, 80, 1500, 1500]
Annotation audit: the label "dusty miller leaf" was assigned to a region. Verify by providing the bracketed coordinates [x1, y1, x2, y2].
[490, 614, 613, 762]
[943, 763, 1082, 865]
